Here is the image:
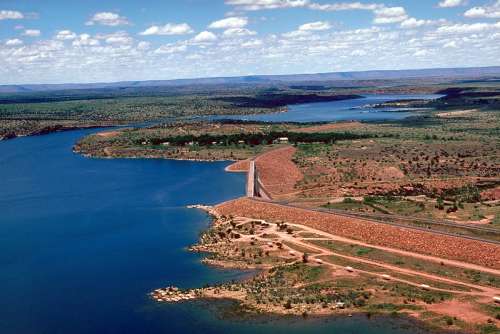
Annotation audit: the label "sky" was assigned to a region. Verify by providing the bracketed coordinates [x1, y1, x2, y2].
[1, 0, 500, 84]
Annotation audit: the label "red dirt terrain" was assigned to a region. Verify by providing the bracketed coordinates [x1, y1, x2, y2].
[216, 198, 500, 269]
[426, 299, 495, 324]
[255, 146, 303, 197]
[481, 186, 500, 201]
[225, 159, 251, 172]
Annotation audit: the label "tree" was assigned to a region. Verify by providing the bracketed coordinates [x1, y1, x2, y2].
[302, 253, 309, 263]
[436, 197, 444, 210]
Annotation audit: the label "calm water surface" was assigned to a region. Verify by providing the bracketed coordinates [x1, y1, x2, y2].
[1, 100, 442, 333]
[211, 94, 441, 123]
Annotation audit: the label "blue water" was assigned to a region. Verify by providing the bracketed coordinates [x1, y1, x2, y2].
[0, 125, 441, 333]
[211, 94, 441, 123]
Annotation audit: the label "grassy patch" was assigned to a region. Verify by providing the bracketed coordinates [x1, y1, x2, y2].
[313, 239, 500, 288]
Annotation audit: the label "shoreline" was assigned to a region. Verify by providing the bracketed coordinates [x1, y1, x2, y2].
[188, 298, 466, 334]
[0, 123, 122, 142]
[66, 111, 500, 333]
[153, 202, 500, 333]
[71, 127, 499, 332]
[76, 151, 239, 163]
[77, 136, 499, 333]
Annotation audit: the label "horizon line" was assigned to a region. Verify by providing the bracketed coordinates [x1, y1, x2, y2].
[2, 64, 500, 88]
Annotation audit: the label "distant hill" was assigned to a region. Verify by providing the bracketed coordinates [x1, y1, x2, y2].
[1, 66, 499, 93]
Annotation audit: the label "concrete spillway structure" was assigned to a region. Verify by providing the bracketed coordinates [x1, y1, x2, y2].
[246, 160, 256, 198]
[246, 160, 272, 200]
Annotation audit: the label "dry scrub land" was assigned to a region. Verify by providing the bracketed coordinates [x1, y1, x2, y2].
[79, 112, 500, 332]
[287, 110, 500, 225]
[76, 108, 500, 224]
[74, 121, 374, 161]
[75, 122, 290, 161]
[70, 85, 500, 333]
[0, 86, 359, 140]
[153, 204, 500, 334]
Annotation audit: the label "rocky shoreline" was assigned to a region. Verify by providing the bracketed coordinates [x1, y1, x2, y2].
[147, 202, 500, 333]
[0, 123, 118, 142]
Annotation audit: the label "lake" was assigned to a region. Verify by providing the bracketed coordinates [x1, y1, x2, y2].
[211, 94, 441, 123]
[0, 98, 444, 333]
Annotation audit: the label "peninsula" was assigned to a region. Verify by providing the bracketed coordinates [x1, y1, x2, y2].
[73, 80, 500, 334]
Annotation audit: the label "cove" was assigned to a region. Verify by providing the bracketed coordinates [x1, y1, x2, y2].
[0, 127, 445, 333]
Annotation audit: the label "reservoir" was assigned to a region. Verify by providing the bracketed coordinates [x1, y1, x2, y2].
[212, 94, 441, 123]
[0, 96, 444, 333]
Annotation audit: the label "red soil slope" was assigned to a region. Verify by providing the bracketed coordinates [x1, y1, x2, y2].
[255, 146, 303, 197]
[216, 198, 500, 269]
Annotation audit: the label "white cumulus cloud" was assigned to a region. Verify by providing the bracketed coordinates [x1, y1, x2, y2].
[3, 1, 500, 85]
[209, 17, 248, 29]
[97, 32, 133, 45]
[351, 49, 367, 56]
[23, 29, 41, 37]
[464, 2, 500, 19]
[226, 0, 385, 14]
[55, 30, 77, 40]
[436, 21, 500, 34]
[438, 0, 466, 8]
[225, 0, 310, 10]
[241, 39, 263, 47]
[193, 31, 218, 43]
[309, 2, 381, 11]
[72, 34, 100, 47]
[140, 23, 194, 36]
[86, 12, 129, 26]
[5, 38, 23, 46]
[223, 28, 257, 36]
[298, 21, 332, 31]
[0, 10, 24, 20]
[374, 7, 408, 24]
[282, 21, 331, 38]
[400, 18, 439, 29]
[137, 41, 151, 50]
[414, 49, 429, 57]
[155, 44, 188, 54]
[443, 40, 458, 48]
